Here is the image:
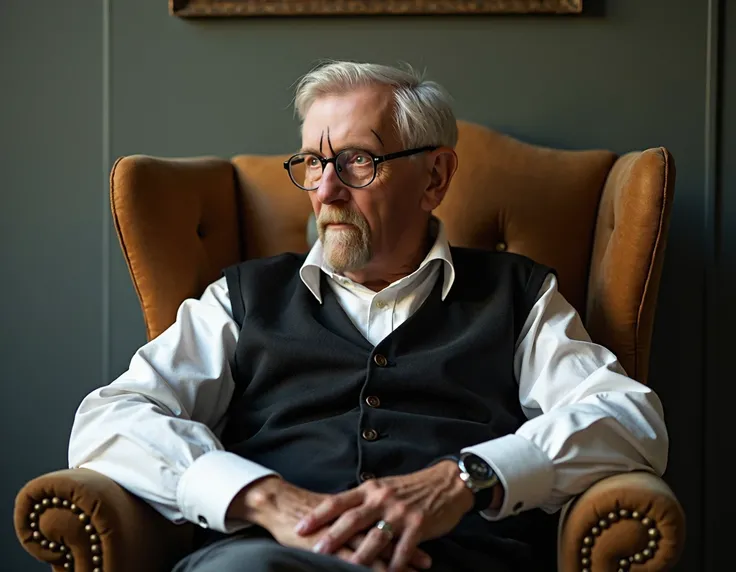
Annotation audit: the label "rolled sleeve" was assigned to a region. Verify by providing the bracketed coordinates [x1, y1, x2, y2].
[177, 450, 278, 533]
[463, 434, 554, 520]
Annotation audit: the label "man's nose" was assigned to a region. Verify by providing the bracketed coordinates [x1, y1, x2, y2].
[314, 163, 350, 205]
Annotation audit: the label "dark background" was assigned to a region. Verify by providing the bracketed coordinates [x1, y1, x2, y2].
[2, 0, 732, 569]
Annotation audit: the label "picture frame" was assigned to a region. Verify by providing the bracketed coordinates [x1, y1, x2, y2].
[170, 0, 583, 17]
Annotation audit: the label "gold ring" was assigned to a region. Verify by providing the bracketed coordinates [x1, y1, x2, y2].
[375, 519, 394, 541]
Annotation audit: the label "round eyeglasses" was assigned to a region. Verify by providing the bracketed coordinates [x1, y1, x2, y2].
[283, 146, 438, 191]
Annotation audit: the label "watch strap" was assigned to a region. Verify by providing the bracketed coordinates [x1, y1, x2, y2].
[473, 486, 495, 512]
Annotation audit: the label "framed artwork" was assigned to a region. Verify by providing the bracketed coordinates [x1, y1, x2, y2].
[170, 1, 583, 17]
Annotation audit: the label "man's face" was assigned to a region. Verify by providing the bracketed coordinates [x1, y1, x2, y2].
[300, 86, 433, 274]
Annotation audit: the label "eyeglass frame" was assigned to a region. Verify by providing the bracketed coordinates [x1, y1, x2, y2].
[283, 145, 439, 190]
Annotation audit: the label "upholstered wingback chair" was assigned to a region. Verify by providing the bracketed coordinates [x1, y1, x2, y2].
[14, 121, 685, 571]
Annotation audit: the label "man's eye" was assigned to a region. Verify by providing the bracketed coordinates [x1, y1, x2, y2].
[307, 157, 320, 167]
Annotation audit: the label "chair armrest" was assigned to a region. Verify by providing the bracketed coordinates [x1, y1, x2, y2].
[14, 468, 194, 572]
[558, 471, 685, 571]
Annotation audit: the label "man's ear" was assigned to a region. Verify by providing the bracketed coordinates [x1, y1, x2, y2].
[421, 148, 458, 212]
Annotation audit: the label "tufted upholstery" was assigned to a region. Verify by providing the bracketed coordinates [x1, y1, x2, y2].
[15, 121, 684, 571]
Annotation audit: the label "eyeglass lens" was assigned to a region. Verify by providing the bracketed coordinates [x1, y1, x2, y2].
[288, 149, 375, 190]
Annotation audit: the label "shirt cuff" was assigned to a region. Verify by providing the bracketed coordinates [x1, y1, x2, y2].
[177, 450, 278, 533]
[462, 433, 554, 521]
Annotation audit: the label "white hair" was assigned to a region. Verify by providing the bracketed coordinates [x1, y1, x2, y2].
[294, 61, 458, 149]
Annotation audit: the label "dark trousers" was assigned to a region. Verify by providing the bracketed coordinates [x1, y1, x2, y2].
[172, 534, 465, 572]
[173, 526, 534, 572]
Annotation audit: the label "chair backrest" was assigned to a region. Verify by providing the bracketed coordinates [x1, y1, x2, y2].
[110, 121, 674, 384]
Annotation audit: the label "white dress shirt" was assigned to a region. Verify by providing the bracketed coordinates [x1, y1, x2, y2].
[69, 221, 668, 533]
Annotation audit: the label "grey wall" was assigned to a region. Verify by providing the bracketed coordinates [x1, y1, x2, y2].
[1, 0, 729, 570]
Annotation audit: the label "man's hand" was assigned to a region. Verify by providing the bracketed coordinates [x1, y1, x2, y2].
[227, 476, 431, 571]
[295, 461, 479, 572]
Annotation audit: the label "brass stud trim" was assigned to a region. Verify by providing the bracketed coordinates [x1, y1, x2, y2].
[27, 496, 103, 571]
[580, 508, 661, 570]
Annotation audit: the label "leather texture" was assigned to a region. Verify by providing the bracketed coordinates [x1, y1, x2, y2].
[14, 121, 684, 570]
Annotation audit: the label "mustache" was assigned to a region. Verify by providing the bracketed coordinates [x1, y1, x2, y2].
[317, 207, 365, 228]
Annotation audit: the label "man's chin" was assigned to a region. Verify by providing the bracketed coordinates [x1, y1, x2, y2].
[323, 245, 371, 274]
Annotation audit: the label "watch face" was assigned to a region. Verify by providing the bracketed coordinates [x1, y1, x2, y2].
[462, 454, 494, 481]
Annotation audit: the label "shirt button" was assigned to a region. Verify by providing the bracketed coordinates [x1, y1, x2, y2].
[373, 354, 388, 367]
[365, 395, 381, 408]
[362, 428, 379, 441]
[197, 515, 209, 528]
[360, 472, 376, 482]
[375, 300, 387, 309]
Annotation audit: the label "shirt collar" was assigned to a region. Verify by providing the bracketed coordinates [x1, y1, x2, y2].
[299, 217, 456, 304]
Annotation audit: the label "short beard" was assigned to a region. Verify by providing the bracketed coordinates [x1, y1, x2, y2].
[317, 207, 372, 273]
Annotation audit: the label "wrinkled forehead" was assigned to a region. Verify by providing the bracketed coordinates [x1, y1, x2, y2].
[301, 86, 400, 151]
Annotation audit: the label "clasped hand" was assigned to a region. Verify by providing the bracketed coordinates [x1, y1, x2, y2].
[294, 461, 474, 572]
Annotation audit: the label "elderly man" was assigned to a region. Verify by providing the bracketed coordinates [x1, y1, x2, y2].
[69, 61, 668, 572]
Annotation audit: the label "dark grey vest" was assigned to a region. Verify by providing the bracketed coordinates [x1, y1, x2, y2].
[221, 247, 558, 571]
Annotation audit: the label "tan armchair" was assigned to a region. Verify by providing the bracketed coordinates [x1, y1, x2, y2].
[14, 121, 686, 571]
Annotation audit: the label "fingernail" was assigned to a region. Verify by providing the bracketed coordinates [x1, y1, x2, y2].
[294, 520, 307, 534]
[312, 540, 327, 553]
[421, 555, 433, 569]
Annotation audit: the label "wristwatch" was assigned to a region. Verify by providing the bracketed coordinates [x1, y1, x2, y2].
[436, 452, 500, 512]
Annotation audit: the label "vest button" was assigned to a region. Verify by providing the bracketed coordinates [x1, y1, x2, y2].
[362, 428, 379, 441]
[365, 395, 381, 408]
[373, 354, 388, 367]
[360, 472, 376, 482]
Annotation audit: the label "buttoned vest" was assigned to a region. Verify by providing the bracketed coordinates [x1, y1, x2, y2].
[221, 247, 558, 570]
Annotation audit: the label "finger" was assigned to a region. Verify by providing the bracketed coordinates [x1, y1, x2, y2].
[296, 489, 364, 535]
[337, 548, 387, 572]
[351, 533, 430, 568]
[313, 505, 382, 554]
[388, 517, 424, 572]
[349, 525, 394, 566]
[386, 545, 432, 570]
